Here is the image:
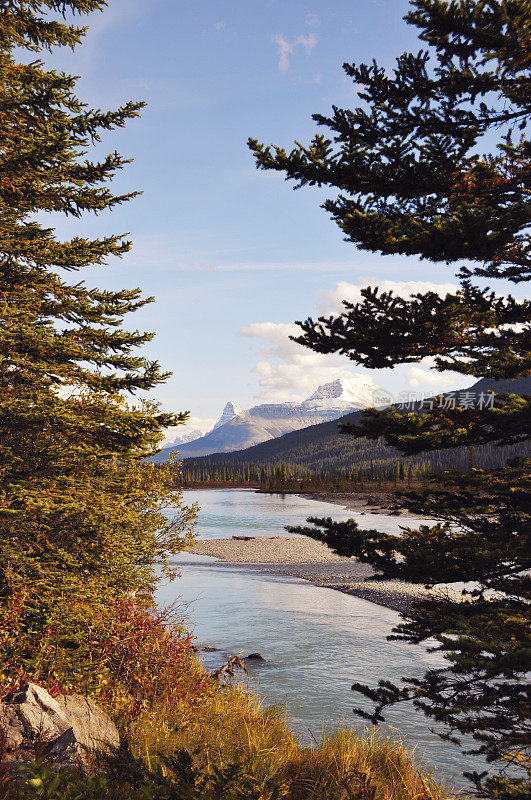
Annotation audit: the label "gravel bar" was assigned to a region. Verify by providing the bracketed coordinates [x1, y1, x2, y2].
[187, 538, 461, 614]
[190, 536, 350, 563]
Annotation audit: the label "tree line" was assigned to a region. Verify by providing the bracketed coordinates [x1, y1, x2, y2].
[177, 437, 529, 489]
[179, 458, 433, 491]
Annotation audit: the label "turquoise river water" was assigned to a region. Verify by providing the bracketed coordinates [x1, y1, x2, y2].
[156, 489, 479, 793]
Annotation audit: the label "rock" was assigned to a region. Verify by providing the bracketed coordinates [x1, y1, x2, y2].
[1, 684, 68, 748]
[245, 653, 265, 661]
[232, 535, 255, 541]
[44, 728, 85, 770]
[201, 645, 218, 652]
[0, 683, 119, 771]
[56, 695, 119, 757]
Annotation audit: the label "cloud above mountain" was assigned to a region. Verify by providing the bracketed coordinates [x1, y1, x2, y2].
[238, 321, 371, 401]
[240, 278, 467, 402]
[405, 359, 460, 389]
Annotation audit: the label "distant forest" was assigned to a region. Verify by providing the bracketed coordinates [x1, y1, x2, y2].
[177, 423, 529, 491]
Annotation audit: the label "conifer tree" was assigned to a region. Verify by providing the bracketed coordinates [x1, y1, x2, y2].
[252, 0, 530, 795]
[0, 1, 195, 685]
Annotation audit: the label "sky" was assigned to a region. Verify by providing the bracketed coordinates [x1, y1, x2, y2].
[43, 0, 489, 435]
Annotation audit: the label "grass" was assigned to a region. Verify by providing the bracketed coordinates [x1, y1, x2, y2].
[127, 678, 454, 800]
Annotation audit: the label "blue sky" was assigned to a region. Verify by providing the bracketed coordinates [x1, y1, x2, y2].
[47, 0, 481, 432]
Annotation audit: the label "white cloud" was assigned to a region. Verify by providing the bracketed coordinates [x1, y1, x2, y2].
[320, 279, 458, 313]
[405, 365, 461, 389]
[272, 33, 317, 72]
[403, 356, 471, 390]
[184, 415, 218, 431]
[238, 322, 371, 401]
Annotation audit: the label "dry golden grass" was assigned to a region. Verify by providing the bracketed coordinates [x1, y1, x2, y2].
[130, 677, 454, 800]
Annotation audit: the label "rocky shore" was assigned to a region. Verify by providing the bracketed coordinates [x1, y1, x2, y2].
[296, 490, 419, 518]
[188, 537, 461, 615]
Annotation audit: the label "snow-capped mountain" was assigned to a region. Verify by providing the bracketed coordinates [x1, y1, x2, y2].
[152, 375, 379, 462]
[213, 401, 242, 430]
[164, 428, 206, 447]
[302, 377, 377, 412]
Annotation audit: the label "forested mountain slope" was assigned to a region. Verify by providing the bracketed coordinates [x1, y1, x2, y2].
[181, 378, 530, 476]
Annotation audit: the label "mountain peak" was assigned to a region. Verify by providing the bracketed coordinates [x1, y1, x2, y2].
[213, 401, 242, 430]
[307, 378, 345, 401]
[306, 375, 377, 406]
[166, 428, 206, 447]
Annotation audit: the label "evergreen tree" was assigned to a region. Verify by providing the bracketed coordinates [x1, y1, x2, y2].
[249, 0, 529, 284]
[252, 0, 530, 795]
[0, 1, 195, 686]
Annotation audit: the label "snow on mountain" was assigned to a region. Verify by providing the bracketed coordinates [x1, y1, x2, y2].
[213, 401, 242, 430]
[153, 375, 380, 461]
[165, 428, 206, 447]
[303, 376, 377, 411]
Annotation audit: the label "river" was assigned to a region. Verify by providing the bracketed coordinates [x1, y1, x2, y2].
[156, 488, 476, 792]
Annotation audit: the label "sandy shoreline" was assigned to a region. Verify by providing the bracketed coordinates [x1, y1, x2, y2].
[188, 537, 459, 615]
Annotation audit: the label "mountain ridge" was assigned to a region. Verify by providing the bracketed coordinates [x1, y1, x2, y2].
[176, 376, 531, 473]
[153, 376, 378, 462]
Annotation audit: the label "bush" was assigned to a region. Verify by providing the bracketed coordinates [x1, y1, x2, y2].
[0, 595, 211, 726]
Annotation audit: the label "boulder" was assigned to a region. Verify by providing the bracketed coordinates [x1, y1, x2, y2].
[55, 694, 120, 759]
[0, 683, 119, 771]
[44, 728, 85, 770]
[1, 684, 69, 749]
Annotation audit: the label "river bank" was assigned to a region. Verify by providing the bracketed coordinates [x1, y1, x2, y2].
[182, 484, 422, 518]
[171, 490, 474, 786]
[297, 490, 419, 518]
[188, 536, 460, 615]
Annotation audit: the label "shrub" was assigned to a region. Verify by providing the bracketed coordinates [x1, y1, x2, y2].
[0, 595, 212, 729]
[129, 680, 453, 800]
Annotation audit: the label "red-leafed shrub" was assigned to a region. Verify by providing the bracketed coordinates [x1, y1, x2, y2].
[83, 597, 213, 726]
[0, 591, 213, 729]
